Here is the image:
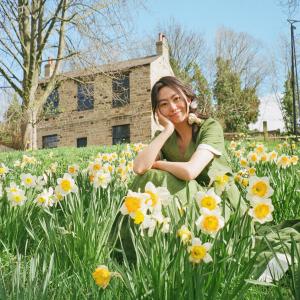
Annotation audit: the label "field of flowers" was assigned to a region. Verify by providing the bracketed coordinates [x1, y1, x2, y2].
[0, 140, 299, 299]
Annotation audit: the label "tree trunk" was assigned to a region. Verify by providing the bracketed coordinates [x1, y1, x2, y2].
[21, 107, 38, 150]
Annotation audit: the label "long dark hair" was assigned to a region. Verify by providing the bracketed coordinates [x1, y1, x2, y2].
[151, 76, 209, 141]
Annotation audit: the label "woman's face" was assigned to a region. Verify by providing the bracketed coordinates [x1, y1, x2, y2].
[156, 86, 191, 123]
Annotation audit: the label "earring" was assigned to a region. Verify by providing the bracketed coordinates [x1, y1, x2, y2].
[188, 113, 203, 126]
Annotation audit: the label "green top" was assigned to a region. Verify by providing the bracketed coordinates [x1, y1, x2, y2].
[154, 118, 232, 186]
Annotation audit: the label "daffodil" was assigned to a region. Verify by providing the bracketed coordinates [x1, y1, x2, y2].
[196, 208, 225, 236]
[5, 182, 19, 194]
[247, 167, 256, 176]
[255, 144, 265, 154]
[234, 149, 243, 158]
[249, 198, 274, 224]
[276, 155, 291, 168]
[188, 238, 212, 264]
[246, 176, 274, 200]
[195, 188, 221, 211]
[20, 173, 37, 188]
[177, 225, 192, 243]
[144, 181, 171, 210]
[56, 173, 78, 196]
[92, 265, 111, 289]
[7, 188, 27, 206]
[229, 141, 237, 150]
[290, 155, 298, 165]
[213, 173, 230, 195]
[247, 151, 259, 164]
[120, 190, 150, 218]
[0, 163, 9, 178]
[88, 159, 102, 174]
[93, 171, 111, 189]
[268, 151, 278, 162]
[259, 152, 269, 163]
[35, 187, 54, 207]
[68, 164, 79, 176]
[239, 157, 248, 168]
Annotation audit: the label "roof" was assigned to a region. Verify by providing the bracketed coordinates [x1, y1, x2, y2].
[40, 54, 160, 82]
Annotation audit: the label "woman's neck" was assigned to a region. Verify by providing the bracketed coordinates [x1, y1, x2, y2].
[174, 121, 192, 141]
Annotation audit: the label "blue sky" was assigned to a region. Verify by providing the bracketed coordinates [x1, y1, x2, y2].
[134, 0, 298, 130]
[137, 0, 291, 49]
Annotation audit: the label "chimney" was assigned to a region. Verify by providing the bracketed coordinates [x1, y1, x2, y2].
[44, 57, 54, 78]
[156, 33, 169, 59]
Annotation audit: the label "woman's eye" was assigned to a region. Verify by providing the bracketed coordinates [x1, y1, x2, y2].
[159, 103, 167, 107]
[174, 97, 180, 102]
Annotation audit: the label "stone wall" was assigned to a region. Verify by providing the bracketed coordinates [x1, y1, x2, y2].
[37, 65, 153, 148]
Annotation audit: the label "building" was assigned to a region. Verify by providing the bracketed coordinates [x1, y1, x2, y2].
[37, 34, 173, 149]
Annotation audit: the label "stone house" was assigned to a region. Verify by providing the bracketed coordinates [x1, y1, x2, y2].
[37, 34, 173, 149]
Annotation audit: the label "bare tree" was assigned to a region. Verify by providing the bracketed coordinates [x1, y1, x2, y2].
[0, 0, 143, 150]
[215, 27, 268, 89]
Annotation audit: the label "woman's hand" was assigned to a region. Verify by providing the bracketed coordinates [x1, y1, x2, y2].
[156, 109, 174, 132]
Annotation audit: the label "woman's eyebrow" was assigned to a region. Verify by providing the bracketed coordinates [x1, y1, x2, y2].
[158, 93, 179, 102]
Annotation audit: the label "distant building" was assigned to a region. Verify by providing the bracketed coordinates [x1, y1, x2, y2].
[37, 34, 173, 149]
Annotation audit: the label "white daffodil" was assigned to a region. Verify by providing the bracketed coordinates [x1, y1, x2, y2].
[276, 155, 291, 169]
[20, 173, 37, 188]
[196, 208, 225, 237]
[120, 190, 150, 218]
[247, 151, 259, 164]
[56, 173, 78, 196]
[35, 187, 54, 207]
[36, 174, 47, 191]
[246, 176, 274, 201]
[7, 188, 27, 206]
[0, 163, 9, 178]
[195, 188, 221, 211]
[248, 198, 274, 224]
[290, 155, 298, 166]
[188, 238, 213, 264]
[5, 182, 20, 194]
[268, 151, 278, 162]
[161, 217, 171, 233]
[144, 181, 171, 211]
[68, 164, 79, 176]
[140, 214, 157, 237]
[93, 171, 111, 189]
[88, 159, 102, 174]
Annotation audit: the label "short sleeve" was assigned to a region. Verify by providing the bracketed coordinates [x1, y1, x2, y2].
[195, 119, 224, 156]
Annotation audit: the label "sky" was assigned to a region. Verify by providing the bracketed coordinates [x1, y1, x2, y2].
[134, 0, 297, 130]
[0, 0, 298, 130]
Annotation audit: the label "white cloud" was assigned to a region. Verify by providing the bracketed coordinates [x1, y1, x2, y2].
[249, 94, 285, 132]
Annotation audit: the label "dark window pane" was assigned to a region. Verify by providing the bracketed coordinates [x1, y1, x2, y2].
[42, 134, 59, 148]
[112, 124, 130, 144]
[44, 88, 59, 114]
[112, 73, 130, 107]
[78, 83, 94, 111]
[77, 137, 87, 148]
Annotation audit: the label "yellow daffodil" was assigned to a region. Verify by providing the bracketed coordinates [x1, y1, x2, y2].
[239, 157, 248, 168]
[93, 171, 111, 189]
[68, 164, 79, 176]
[92, 265, 111, 289]
[290, 155, 298, 165]
[247, 151, 259, 164]
[247, 167, 256, 176]
[20, 173, 37, 188]
[0, 163, 9, 178]
[213, 173, 230, 195]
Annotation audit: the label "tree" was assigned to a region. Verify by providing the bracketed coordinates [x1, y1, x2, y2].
[213, 57, 259, 132]
[281, 72, 294, 132]
[0, 0, 140, 150]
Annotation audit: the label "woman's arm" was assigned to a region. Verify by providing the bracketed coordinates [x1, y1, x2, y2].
[133, 125, 174, 174]
[152, 148, 214, 180]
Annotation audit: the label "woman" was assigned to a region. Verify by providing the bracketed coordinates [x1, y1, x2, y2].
[130, 76, 299, 282]
[131, 76, 242, 213]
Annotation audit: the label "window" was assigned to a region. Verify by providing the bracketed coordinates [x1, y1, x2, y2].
[112, 124, 130, 144]
[77, 137, 87, 148]
[42, 134, 59, 148]
[112, 73, 130, 107]
[44, 88, 59, 115]
[77, 83, 94, 111]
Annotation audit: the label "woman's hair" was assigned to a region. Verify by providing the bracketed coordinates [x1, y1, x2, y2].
[151, 76, 209, 141]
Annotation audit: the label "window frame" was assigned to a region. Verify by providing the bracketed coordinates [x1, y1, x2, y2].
[112, 124, 130, 145]
[42, 134, 59, 149]
[77, 82, 94, 111]
[112, 73, 130, 108]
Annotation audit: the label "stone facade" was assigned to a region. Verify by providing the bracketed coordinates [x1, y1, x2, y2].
[37, 35, 173, 149]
